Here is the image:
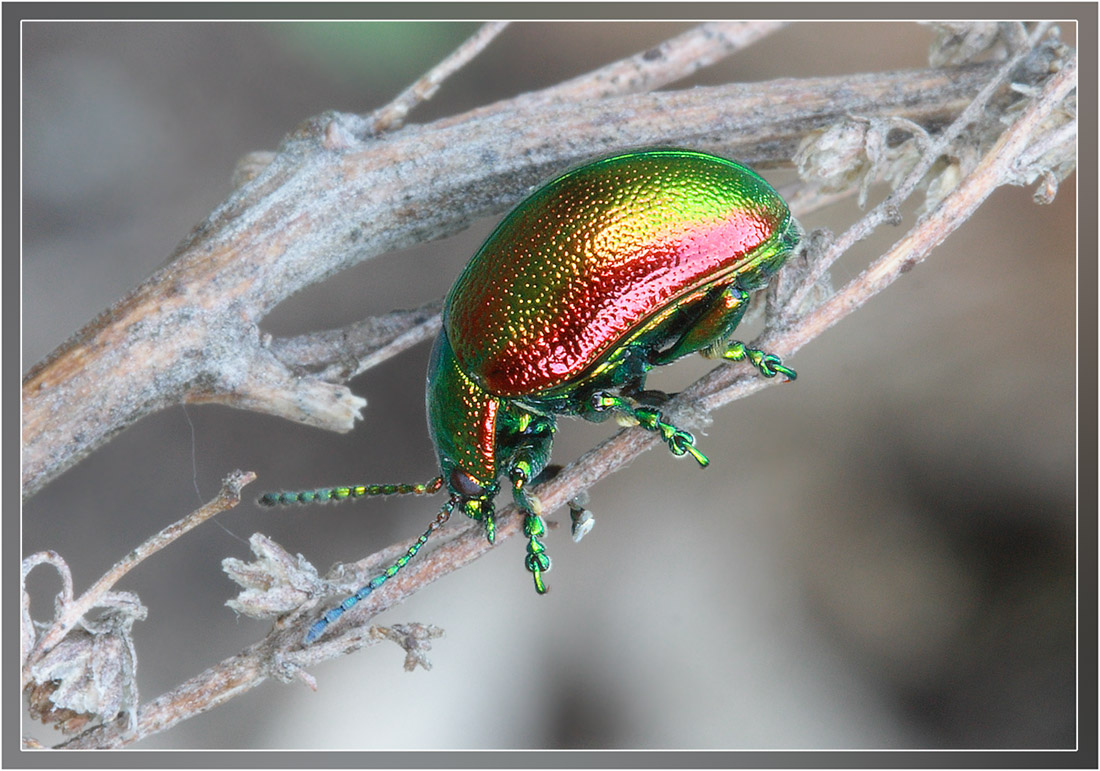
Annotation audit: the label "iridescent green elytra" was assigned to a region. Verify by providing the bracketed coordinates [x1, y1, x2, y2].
[261, 149, 801, 643]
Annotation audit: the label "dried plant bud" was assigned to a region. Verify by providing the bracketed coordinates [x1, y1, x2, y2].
[796, 118, 872, 194]
[921, 142, 983, 214]
[796, 117, 927, 209]
[223, 534, 324, 618]
[925, 22, 1006, 67]
[1012, 30, 1072, 89]
[24, 608, 143, 734]
[26, 680, 95, 734]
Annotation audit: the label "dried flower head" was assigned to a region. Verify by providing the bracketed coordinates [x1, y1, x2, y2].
[24, 606, 145, 734]
[223, 533, 325, 618]
[925, 22, 1008, 67]
[795, 117, 927, 209]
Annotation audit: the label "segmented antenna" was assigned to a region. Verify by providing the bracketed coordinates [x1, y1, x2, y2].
[303, 497, 457, 644]
[258, 476, 443, 507]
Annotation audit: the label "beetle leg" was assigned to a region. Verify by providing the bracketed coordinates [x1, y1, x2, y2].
[509, 462, 550, 594]
[647, 284, 797, 381]
[719, 341, 797, 381]
[528, 465, 594, 542]
[460, 497, 497, 544]
[651, 286, 750, 366]
[583, 392, 710, 468]
[633, 406, 711, 467]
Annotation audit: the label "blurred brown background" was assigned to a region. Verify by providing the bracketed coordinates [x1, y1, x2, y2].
[22, 21, 1076, 749]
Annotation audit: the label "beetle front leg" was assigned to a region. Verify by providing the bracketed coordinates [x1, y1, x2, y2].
[509, 460, 550, 594]
[583, 392, 710, 467]
[529, 465, 595, 542]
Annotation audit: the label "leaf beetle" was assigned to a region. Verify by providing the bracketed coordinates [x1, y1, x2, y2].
[261, 149, 801, 643]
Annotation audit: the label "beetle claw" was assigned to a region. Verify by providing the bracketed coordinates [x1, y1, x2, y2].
[667, 429, 710, 467]
[680, 440, 711, 468]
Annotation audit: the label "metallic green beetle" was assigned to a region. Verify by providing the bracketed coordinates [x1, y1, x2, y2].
[261, 149, 801, 643]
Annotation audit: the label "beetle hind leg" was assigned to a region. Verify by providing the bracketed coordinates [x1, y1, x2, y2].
[714, 340, 797, 380]
[651, 285, 749, 366]
[650, 285, 796, 382]
[583, 392, 710, 468]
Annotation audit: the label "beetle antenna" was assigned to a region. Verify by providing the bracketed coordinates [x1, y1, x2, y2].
[303, 496, 457, 644]
[258, 476, 443, 507]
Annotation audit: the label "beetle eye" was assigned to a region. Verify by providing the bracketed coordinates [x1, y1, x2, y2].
[449, 468, 487, 498]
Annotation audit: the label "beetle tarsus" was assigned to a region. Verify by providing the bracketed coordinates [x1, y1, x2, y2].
[628, 406, 710, 468]
[722, 342, 797, 382]
[523, 512, 551, 593]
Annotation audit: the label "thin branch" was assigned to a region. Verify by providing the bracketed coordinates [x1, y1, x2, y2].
[234, 22, 785, 204]
[516, 21, 789, 105]
[268, 299, 443, 381]
[779, 53, 1078, 343]
[368, 22, 510, 133]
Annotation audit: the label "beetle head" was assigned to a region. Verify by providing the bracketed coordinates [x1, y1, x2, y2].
[445, 465, 499, 523]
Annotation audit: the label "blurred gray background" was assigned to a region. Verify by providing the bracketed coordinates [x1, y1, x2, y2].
[22, 22, 1076, 749]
